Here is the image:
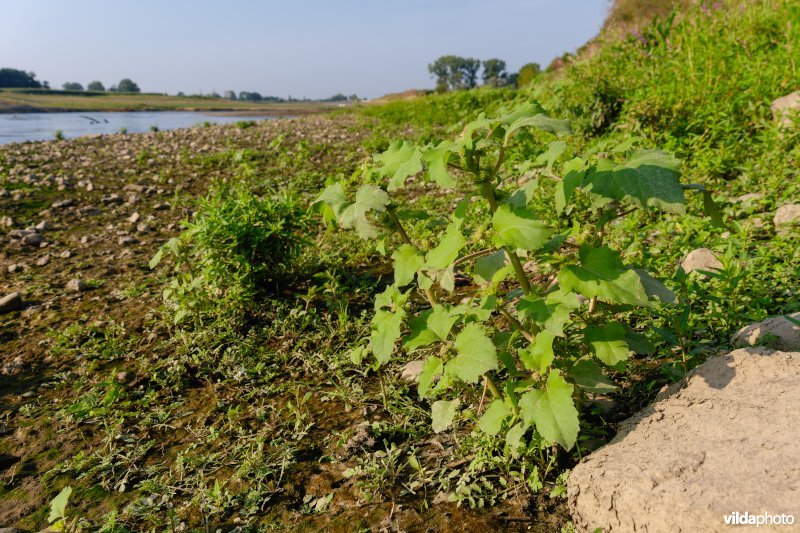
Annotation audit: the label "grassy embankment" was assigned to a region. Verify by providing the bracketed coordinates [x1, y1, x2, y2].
[0, 0, 798, 530]
[0, 88, 336, 115]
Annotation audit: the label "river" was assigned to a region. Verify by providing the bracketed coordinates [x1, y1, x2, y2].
[0, 111, 278, 145]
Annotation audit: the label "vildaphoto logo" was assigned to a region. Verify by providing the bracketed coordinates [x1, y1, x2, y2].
[723, 512, 796, 527]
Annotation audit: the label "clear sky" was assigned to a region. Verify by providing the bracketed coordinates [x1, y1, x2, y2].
[0, 0, 610, 99]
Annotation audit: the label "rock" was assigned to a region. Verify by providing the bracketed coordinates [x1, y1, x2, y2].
[734, 192, 762, 203]
[136, 223, 151, 234]
[773, 203, 800, 229]
[731, 313, 800, 351]
[51, 199, 75, 209]
[7, 263, 25, 274]
[35, 220, 52, 231]
[153, 202, 171, 211]
[21, 232, 43, 247]
[118, 236, 138, 246]
[128, 212, 141, 223]
[0, 292, 23, 314]
[59, 250, 72, 259]
[36, 254, 50, 266]
[400, 360, 425, 382]
[771, 90, 800, 127]
[679, 248, 722, 274]
[568, 348, 800, 532]
[101, 193, 124, 205]
[115, 371, 134, 384]
[0, 216, 13, 228]
[66, 279, 88, 292]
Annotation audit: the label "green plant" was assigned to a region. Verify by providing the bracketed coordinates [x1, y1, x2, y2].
[117, 127, 128, 135]
[48, 486, 75, 531]
[319, 101, 717, 466]
[54, 129, 65, 141]
[151, 186, 310, 323]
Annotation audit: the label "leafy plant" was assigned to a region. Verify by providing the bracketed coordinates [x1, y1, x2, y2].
[48, 486, 75, 531]
[151, 186, 310, 323]
[319, 101, 717, 461]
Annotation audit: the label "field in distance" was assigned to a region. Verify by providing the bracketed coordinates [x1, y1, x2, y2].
[0, 88, 337, 115]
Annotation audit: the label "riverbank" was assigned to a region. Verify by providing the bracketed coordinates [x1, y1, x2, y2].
[0, 89, 340, 114]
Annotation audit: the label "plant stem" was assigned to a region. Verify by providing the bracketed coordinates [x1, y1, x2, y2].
[387, 207, 413, 247]
[484, 374, 502, 399]
[499, 307, 535, 343]
[481, 181, 532, 295]
[452, 247, 496, 267]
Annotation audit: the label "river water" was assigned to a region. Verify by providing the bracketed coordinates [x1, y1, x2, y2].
[0, 111, 277, 145]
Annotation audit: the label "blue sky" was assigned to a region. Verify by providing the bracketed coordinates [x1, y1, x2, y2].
[0, 0, 609, 99]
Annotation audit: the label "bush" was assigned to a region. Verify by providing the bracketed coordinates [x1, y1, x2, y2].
[151, 187, 310, 323]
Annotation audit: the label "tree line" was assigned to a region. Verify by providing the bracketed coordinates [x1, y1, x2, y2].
[428, 56, 542, 92]
[0, 68, 141, 93]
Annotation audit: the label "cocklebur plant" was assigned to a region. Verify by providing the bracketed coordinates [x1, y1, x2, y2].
[317, 100, 719, 457]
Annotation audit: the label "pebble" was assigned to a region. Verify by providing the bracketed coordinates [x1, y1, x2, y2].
[34, 220, 52, 231]
[51, 199, 75, 209]
[128, 212, 141, 223]
[0, 292, 23, 314]
[66, 279, 89, 292]
[118, 236, 138, 246]
[7, 264, 25, 273]
[59, 250, 72, 259]
[0, 216, 13, 228]
[36, 255, 50, 267]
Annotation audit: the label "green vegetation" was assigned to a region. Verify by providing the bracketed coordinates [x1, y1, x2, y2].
[2, 0, 798, 530]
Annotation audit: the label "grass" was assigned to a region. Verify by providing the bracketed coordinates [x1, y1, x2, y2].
[0, 88, 338, 114]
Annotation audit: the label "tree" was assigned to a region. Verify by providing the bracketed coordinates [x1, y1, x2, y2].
[0, 68, 42, 88]
[62, 82, 84, 91]
[516, 63, 542, 88]
[224, 90, 237, 100]
[117, 78, 140, 93]
[87, 81, 105, 91]
[326, 93, 348, 102]
[239, 91, 262, 101]
[482, 59, 508, 87]
[428, 56, 482, 92]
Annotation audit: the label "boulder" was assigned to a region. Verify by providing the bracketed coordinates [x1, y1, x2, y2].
[771, 91, 800, 127]
[732, 313, 800, 351]
[679, 248, 722, 274]
[568, 348, 800, 532]
[773, 203, 800, 229]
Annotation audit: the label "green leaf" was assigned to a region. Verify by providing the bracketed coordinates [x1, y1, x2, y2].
[505, 421, 528, 455]
[567, 356, 618, 393]
[558, 246, 649, 306]
[502, 102, 572, 138]
[519, 330, 556, 373]
[519, 371, 579, 450]
[338, 184, 391, 239]
[374, 140, 423, 191]
[492, 204, 554, 251]
[555, 167, 585, 214]
[634, 269, 676, 304]
[48, 486, 72, 524]
[425, 223, 465, 270]
[517, 290, 581, 337]
[431, 399, 460, 433]
[474, 250, 509, 284]
[445, 323, 498, 384]
[149, 248, 164, 269]
[392, 244, 424, 286]
[584, 149, 686, 214]
[369, 308, 405, 365]
[583, 322, 630, 367]
[535, 140, 567, 173]
[422, 140, 458, 188]
[418, 356, 443, 399]
[404, 310, 439, 351]
[428, 305, 459, 341]
[478, 400, 511, 436]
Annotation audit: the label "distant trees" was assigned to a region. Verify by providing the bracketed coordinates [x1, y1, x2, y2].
[428, 55, 481, 92]
[0, 68, 43, 88]
[224, 90, 237, 100]
[482, 58, 508, 87]
[87, 81, 105, 91]
[116, 79, 140, 93]
[239, 91, 263, 101]
[62, 82, 84, 91]
[428, 57, 546, 91]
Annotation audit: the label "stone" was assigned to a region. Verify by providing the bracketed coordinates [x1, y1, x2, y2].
[7, 263, 25, 274]
[1, 356, 25, 375]
[0, 292, 23, 314]
[35, 220, 52, 231]
[101, 193, 124, 204]
[66, 279, 88, 292]
[773, 203, 800, 229]
[128, 212, 141, 223]
[36, 254, 50, 267]
[20, 232, 43, 247]
[679, 248, 722, 274]
[731, 313, 800, 351]
[771, 90, 800, 127]
[51, 199, 75, 209]
[734, 192, 762, 203]
[568, 348, 800, 532]
[115, 371, 134, 384]
[118, 236, 138, 246]
[400, 360, 425, 382]
[60, 250, 72, 259]
[0, 216, 13, 228]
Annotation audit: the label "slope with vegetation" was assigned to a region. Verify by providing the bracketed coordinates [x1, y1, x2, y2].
[0, 0, 798, 530]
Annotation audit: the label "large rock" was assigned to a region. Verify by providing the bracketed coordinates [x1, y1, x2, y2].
[771, 91, 800, 127]
[773, 203, 800, 229]
[568, 348, 800, 532]
[679, 248, 722, 274]
[732, 313, 800, 351]
[0, 292, 23, 314]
